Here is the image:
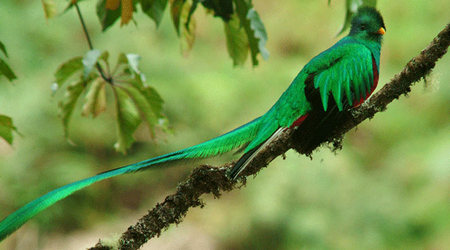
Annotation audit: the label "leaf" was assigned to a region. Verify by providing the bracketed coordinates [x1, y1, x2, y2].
[141, 0, 168, 27]
[82, 79, 107, 117]
[224, 13, 248, 66]
[59, 80, 86, 137]
[98, 50, 110, 70]
[247, 9, 269, 60]
[54, 56, 83, 87]
[82, 49, 101, 80]
[179, 0, 196, 54]
[121, 0, 134, 25]
[0, 41, 8, 57]
[126, 54, 141, 74]
[0, 115, 17, 145]
[0, 58, 17, 82]
[113, 87, 141, 153]
[106, 0, 120, 10]
[97, 0, 122, 31]
[201, 0, 233, 21]
[120, 84, 162, 137]
[170, 0, 185, 34]
[233, 0, 269, 66]
[41, 0, 57, 19]
[337, 0, 377, 35]
[141, 85, 164, 118]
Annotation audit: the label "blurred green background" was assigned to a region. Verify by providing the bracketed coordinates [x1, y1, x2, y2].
[0, 0, 449, 249]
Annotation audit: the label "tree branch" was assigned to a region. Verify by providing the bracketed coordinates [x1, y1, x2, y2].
[90, 23, 449, 250]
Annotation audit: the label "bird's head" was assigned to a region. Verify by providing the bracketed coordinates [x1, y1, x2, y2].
[349, 6, 386, 43]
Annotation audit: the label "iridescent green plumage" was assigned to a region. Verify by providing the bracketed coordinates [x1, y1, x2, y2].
[0, 6, 385, 241]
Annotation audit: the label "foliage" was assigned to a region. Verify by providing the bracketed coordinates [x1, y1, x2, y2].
[0, 41, 17, 145]
[54, 50, 165, 153]
[0, 115, 17, 145]
[0, 41, 16, 82]
[65, 0, 269, 66]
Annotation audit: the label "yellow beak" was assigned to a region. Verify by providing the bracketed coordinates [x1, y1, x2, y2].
[377, 27, 386, 35]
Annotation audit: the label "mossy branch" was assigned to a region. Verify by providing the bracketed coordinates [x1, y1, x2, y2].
[90, 23, 449, 250]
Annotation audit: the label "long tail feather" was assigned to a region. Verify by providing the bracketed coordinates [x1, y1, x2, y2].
[0, 117, 262, 241]
[229, 127, 284, 180]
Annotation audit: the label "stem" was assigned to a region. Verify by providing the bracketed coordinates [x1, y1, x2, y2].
[74, 2, 112, 84]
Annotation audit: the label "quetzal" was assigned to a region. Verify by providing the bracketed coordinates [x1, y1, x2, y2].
[0, 6, 385, 241]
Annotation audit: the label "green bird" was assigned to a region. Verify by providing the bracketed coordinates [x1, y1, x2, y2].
[0, 6, 385, 241]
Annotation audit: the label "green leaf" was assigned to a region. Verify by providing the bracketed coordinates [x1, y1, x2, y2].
[97, 0, 122, 31]
[41, 0, 57, 19]
[54, 56, 83, 87]
[201, 0, 233, 21]
[99, 50, 110, 63]
[113, 87, 141, 153]
[179, 0, 196, 54]
[126, 54, 141, 74]
[141, 0, 168, 27]
[82, 79, 107, 117]
[59, 80, 86, 137]
[0, 115, 17, 145]
[116, 52, 128, 66]
[337, 0, 377, 35]
[0, 58, 17, 82]
[120, 84, 162, 137]
[142, 85, 164, 118]
[0, 41, 8, 57]
[224, 13, 248, 66]
[247, 9, 269, 60]
[170, 0, 185, 34]
[82, 49, 101, 80]
[233, 0, 269, 66]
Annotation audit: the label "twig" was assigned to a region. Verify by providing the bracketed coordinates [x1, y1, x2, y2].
[74, 2, 112, 84]
[90, 23, 450, 250]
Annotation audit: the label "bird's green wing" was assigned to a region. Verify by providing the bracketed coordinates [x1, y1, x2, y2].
[304, 38, 375, 111]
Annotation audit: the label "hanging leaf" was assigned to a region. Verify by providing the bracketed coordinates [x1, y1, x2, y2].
[337, 0, 377, 35]
[224, 13, 248, 66]
[41, 0, 57, 19]
[82, 79, 107, 117]
[179, 0, 196, 54]
[201, 0, 233, 21]
[113, 87, 141, 153]
[54, 56, 83, 88]
[247, 9, 269, 60]
[0, 41, 8, 57]
[233, 0, 269, 66]
[120, 84, 161, 137]
[59, 80, 86, 137]
[0, 115, 17, 145]
[97, 0, 122, 31]
[126, 54, 141, 74]
[0, 58, 17, 82]
[142, 85, 164, 118]
[141, 0, 168, 27]
[82, 49, 101, 80]
[121, 0, 134, 25]
[106, 0, 120, 10]
[170, 0, 185, 34]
